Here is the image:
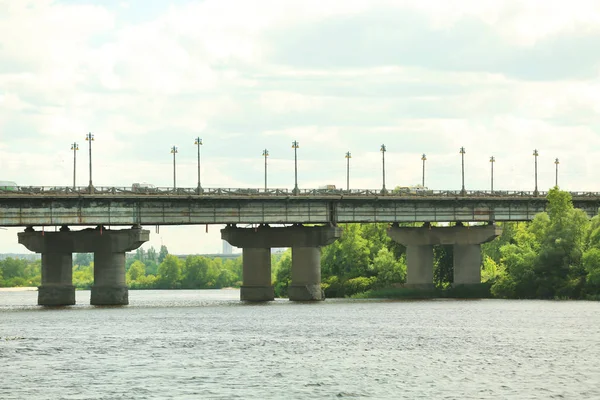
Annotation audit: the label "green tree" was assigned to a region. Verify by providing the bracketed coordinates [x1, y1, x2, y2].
[73, 253, 93, 267]
[321, 224, 370, 279]
[372, 247, 406, 285]
[182, 255, 211, 288]
[147, 246, 158, 263]
[157, 254, 183, 288]
[127, 260, 146, 283]
[273, 250, 292, 297]
[158, 245, 169, 264]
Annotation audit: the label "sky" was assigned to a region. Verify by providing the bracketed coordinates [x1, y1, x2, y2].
[1, 0, 600, 254]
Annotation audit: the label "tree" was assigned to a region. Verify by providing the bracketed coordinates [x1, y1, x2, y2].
[157, 254, 183, 288]
[73, 253, 93, 267]
[182, 256, 211, 288]
[146, 246, 158, 263]
[127, 260, 146, 283]
[158, 245, 169, 264]
[273, 250, 292, 297]
[321, 224, 370, 279]
[371, 247, 406, 285]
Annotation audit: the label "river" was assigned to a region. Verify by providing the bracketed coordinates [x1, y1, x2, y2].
[1, 290, 599, 399]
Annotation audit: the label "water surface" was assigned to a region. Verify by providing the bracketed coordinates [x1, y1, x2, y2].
[1, 290, 599, 399]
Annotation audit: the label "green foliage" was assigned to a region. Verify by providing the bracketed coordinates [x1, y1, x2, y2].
[433, 245, 453, 288]
[273, 250, 292, 298]
[127, 260, 146, 283]
[491, 188, 594, 299]
[158, 245, 169, 264]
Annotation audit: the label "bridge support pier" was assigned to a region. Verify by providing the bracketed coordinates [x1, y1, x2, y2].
[38, 252, 76, 306]
[405, 245, 434, 290]
[240, 248, 274, 301]
[91, 251, 128, 306]
[453, 244, 483, 285]
[18, 227, 149, 306]
[289, 246, 324, 301]
[388, 224, 501, 289]
[221, 225, 341, 302]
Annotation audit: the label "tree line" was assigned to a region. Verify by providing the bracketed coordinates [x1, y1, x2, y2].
[1, 188, 600, 299]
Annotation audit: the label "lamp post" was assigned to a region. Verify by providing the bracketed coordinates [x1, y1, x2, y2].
[460, 146, 466, 195]
[262, 149, 269, 191]
[292, 140, 299, 195]
[421, 153, 426, 187]
[554, 158, 559, 187]
[194, 137, 203, 194]
[71, 142, 78, 190]
[85, 133, 94, 192]
[345, 151, 351, 192]
[380, 144, 387, 194]
[533, 149, 539, 196]
[171, 146, 178, 191]
[490, 156, 495, 193]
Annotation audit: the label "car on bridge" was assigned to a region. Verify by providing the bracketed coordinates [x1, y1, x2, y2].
[131, 183, 156, 193]
[0, 181, 17, 191]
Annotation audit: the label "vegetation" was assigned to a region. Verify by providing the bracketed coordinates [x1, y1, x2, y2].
[0, 245, 242, 290]
[2, 188, 600, 300]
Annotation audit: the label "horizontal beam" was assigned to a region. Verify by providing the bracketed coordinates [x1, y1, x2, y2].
[0, 195, 598, 227]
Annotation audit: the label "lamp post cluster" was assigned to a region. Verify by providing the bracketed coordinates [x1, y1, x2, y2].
[69, 137, 562, 196]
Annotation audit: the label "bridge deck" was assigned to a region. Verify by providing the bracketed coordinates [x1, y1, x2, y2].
[1, 189, 599, 227]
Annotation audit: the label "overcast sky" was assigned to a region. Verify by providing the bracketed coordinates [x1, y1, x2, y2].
[1, 0, 600, 254]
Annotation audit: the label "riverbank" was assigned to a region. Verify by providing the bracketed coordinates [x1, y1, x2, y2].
[351, 283, 493, 299]
[0, 287, 37, 292]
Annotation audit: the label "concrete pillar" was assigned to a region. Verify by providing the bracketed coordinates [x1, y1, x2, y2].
[38, 252, 76, 306]
[453, 244, 482, 285]
[241, 248, 274, 301]
[91, 251, 128, 305]
[405, 245, 434, 289]
[289, 246, 323, 301]
[221, 225, 341, 302]
[18, 227, 149, 306]
[388, 224, 501, 290]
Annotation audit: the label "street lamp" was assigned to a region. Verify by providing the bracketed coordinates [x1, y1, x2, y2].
[71, 142, 79, 190]
[459, 147, 466, 195]
[262, 149, 269, 191]
[292, 140, 299, 195]
[85, 133, 94, 192]
[554, 158, 559, 188]
[421, 153, 426, 188]
[380, 144, 387, 194]
[171, 146, 178, 191]
[345, 151, 351, 192]
[194, 137, 203, 194]
[533, 149, 539, 196]
[490, 156, 495, 193]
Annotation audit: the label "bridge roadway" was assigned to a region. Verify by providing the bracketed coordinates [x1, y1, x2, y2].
[1, 186, 599, 227]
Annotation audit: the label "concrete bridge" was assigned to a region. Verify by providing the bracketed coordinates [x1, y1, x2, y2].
[2, 186, 600, 306]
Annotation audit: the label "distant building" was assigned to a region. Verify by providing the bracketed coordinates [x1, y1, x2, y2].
[222, 240, 233, 255]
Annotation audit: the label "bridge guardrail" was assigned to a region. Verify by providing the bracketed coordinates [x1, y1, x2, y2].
[2, 186, 599, 199]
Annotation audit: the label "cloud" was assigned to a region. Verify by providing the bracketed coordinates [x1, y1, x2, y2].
[1, 0, 600, 255]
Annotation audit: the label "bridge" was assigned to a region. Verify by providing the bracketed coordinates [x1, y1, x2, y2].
[3, 185, 600, 307]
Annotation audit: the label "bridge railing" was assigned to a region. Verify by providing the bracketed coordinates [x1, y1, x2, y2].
[2, 186, 599, 199]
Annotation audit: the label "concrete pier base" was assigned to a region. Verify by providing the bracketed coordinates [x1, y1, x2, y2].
[92, 251, 128, 305]
[38, 285, 76, 306]
[290, 246, 324, 301]
[453, 244, 482, 286]
[19, 227, 149, 306]
[90, 285, 128, 305]
[240, 286, 275, 302]
[388, 224, 501, 289]
[221, 225, 341, 302]
[240, 247, 274, 302]
[405, 245, 434, 289]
